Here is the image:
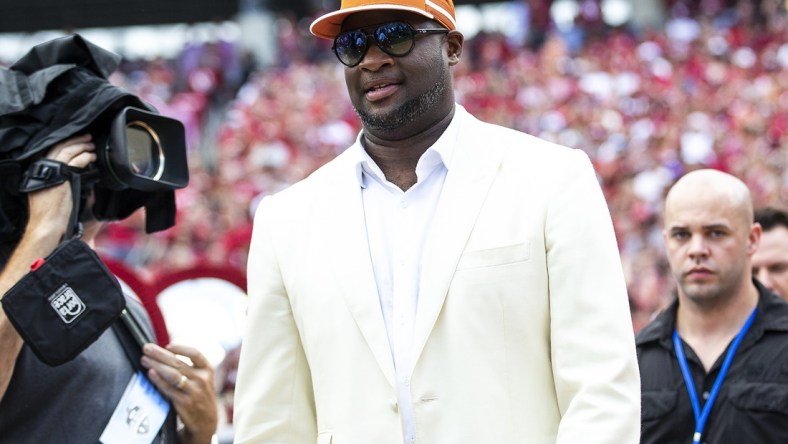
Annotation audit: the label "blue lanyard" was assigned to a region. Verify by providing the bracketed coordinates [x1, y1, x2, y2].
[672, 307, 757, 444]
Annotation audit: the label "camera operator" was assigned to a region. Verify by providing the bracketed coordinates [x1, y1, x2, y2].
[0, 135, 218, 444]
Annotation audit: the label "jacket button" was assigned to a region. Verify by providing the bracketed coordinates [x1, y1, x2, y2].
[390, 399, 398, 412]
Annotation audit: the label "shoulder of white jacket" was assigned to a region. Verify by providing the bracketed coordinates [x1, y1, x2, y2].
[464, 125, 589, 176]
[272, 147, 356, 197]
[458, 110, 583, 161]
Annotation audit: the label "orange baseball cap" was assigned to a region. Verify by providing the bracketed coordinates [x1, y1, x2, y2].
[310, 0, 457, 40]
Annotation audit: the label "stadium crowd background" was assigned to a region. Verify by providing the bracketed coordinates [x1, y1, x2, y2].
[2, 0, 786, 333]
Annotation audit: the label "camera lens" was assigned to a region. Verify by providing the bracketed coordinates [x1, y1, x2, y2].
[125, 122, 164, 180]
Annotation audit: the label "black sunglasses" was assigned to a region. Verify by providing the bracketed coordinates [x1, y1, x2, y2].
[332, 21, 449, 67]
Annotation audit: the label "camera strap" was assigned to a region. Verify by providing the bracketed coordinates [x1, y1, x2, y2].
[19, 158, 94, 238]
[19, 158, 77, 192]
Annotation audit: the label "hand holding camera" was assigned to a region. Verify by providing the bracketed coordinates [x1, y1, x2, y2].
[25, 134, 96, 241]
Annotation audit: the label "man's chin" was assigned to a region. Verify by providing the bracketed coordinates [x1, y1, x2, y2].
[357, 108, 403, 133]
[682, 284, 722, 303]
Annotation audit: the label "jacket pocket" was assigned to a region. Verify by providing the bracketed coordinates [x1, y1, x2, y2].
[729, 382, 788, 413]
[456, 242, 530, 270]
[726, 382, 788, 443]
[641, 389, 677, 421]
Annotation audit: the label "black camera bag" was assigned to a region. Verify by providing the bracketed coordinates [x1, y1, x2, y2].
[1, 237, 125, 366]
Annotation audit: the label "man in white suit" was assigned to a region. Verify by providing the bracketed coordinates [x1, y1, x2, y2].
[233, 0, 641, 442]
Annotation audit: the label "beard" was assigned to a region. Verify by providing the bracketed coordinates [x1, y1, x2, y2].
[354, 73, 448, 133]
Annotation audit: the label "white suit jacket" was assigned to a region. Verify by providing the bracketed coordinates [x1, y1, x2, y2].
[234, 106, 640, 444]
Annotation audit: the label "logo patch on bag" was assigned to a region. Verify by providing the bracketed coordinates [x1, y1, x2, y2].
[49, 284, 86, 324]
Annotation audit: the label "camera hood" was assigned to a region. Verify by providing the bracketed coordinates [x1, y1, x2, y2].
[0, 34, 137, 162]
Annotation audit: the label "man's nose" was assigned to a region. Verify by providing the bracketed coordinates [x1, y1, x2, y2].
[687, 235, 709, 259]
[358, 42, 394, 70]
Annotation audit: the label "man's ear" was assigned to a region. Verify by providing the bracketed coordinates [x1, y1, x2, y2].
[747, 222, 762, 257]
[446, 31, 464, 66]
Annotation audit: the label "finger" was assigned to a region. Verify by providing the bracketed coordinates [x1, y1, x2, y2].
[146, 368, 190, 403]
[53, 142, 95, 162]
[166, 344, 211, 369]
[50, 134, 92, 151]
[175, 373, 188, 390]
[69, 151, 97, 169]
[141, 354, 190, 389]
[55, 134, 92, 147]
[143, 343, 190, 372]
[46, 134, 94, 162]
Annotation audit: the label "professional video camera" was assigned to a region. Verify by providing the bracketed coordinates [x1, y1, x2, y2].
[0, 34, 189, 366]
[0, 34, 189, 243]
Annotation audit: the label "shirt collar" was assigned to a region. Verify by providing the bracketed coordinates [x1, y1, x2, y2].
[636, 280, 788, 347]
[635, 297, 679, 347]
[350, 104, 464, 189]
[752, 279, 788, 333]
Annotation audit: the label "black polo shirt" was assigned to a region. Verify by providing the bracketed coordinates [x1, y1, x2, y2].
[637, 281, 788, 444]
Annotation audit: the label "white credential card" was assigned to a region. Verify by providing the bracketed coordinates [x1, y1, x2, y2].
[100, 371, 170, 444]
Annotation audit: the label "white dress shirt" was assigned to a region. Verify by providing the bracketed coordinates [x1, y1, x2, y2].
[350, 115, 459, 443]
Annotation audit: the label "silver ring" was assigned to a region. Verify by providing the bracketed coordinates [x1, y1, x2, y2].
[175, 374, 188, 390]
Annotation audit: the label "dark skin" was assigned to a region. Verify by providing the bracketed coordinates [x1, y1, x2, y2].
[340, 11, 464, 191]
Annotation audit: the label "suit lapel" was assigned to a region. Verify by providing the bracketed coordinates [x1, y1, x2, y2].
[323, 112, 502, 383]
[325, 155, 396, 387]
[411, 119, 503, 370]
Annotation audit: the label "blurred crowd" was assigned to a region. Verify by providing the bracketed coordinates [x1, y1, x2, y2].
[4, 0, 786, 332]
[445, 0, 787, 330]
